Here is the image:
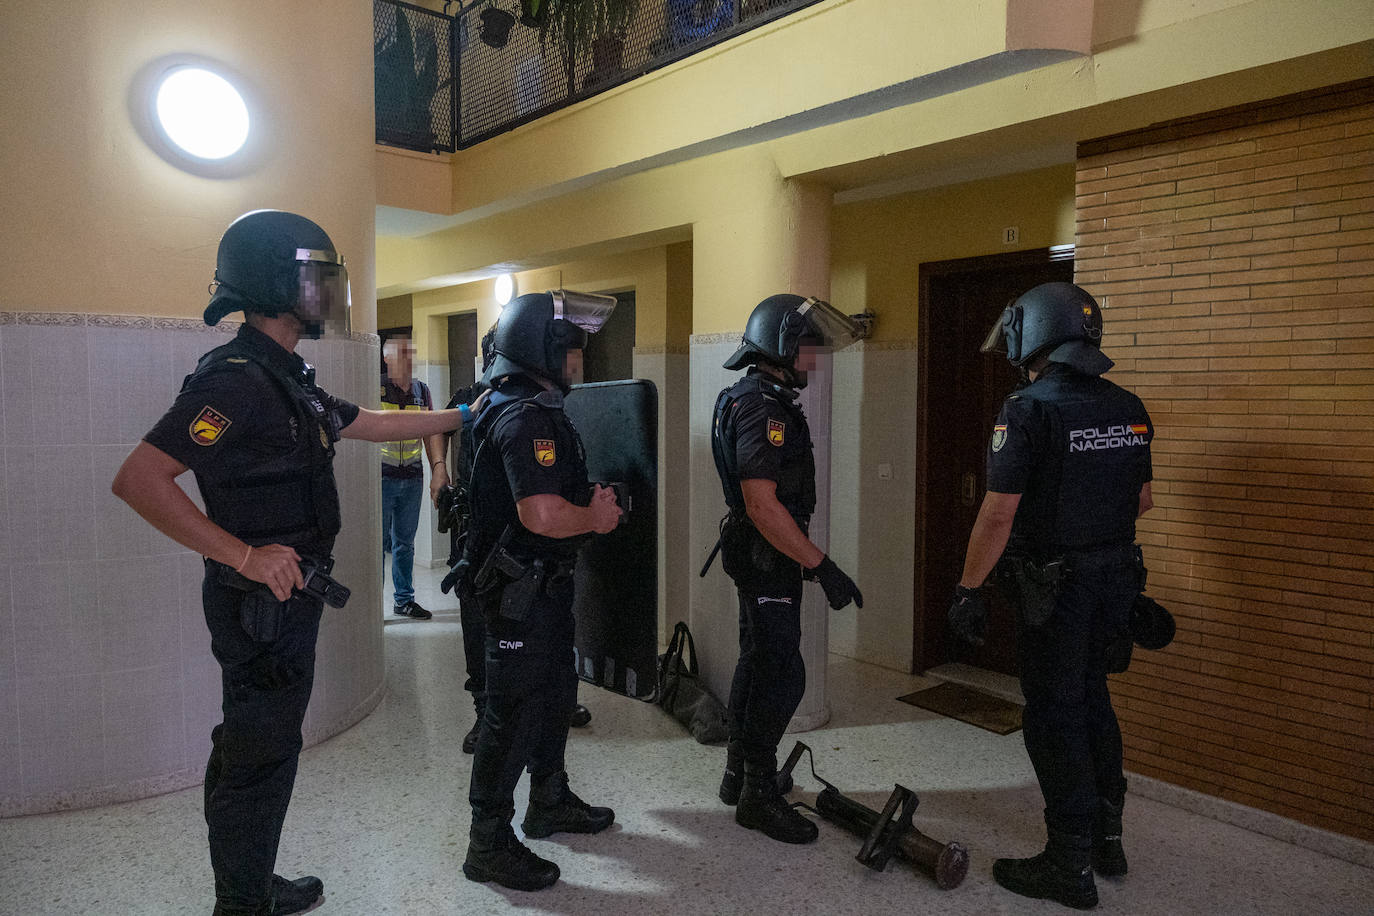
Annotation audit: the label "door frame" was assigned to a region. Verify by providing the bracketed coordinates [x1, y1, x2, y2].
[912, 245, 1074, 673]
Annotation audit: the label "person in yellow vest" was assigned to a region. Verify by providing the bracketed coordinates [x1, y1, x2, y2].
[382, 334, 447, 618]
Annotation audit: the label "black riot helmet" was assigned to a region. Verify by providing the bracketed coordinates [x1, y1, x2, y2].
[204, 209, 350, 339]
[723, 294, 867, 388]
[981, 281, 1112, 376]
[479, 322, 498, 372]
[482, 289, 616, 389]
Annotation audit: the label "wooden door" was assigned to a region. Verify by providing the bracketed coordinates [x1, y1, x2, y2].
[915, 249, 1074, 675]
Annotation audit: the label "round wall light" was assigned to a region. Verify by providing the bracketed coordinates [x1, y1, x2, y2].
[154, 66, 250, 160]
[495, 273, 515, 306]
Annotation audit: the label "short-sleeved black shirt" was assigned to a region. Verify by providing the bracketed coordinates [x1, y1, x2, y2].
[987, 364, 1152, 554]
[145, 325, 359, 479]
[471, 381, 591, 560]
[723, 370, 816, 522]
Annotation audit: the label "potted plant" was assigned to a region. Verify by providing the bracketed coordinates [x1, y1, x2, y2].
[534, 0, 641, 92]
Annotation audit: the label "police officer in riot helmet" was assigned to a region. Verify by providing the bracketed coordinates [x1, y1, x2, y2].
[459, 290, 622, 891]
[440, 324, 594, 756]
[441, 324, 499, 755]
[948, 281, 1154, 910]
[710, 294, 865, 845]
[113, 210, 470, 916]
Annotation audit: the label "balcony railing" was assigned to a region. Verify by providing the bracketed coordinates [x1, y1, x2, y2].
[375, 0, 826, 153]
[375, 1, 458, 153]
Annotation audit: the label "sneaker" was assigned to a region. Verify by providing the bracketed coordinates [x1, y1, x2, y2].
[394, 601, 432, 619]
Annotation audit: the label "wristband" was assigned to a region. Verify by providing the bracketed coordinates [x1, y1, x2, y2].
[234, 544, 253, 573]
[458, 403, 472, 425]
[432, 459, 446, 469]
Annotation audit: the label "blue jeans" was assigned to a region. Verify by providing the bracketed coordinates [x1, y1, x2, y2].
[381, 475, 423, 606]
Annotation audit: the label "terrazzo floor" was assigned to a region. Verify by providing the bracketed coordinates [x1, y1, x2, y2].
[2, 568, 1371, 915]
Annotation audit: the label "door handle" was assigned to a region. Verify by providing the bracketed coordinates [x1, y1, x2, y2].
[961, 471, 977, 507]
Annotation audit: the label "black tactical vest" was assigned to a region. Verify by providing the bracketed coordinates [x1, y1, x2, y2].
[1005, 367, 1151, 556]
[190, 338, 342, 553]
[711, 374, 816, 524]
[465, 382, 590, 566]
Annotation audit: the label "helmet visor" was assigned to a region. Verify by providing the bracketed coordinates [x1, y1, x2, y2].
[980, 313, 1009, 355]
[551, 289, 616, 334]
[796, 298, 866, 350]
[294, 249, 350, 337]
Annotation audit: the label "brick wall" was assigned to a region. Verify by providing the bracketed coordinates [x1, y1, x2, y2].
[1075, 80, 1374, 843]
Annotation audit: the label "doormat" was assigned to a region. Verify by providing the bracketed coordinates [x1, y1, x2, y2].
[897, 681, 1023, 735]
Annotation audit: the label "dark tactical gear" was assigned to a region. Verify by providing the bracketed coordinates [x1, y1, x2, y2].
[442, 380, 489, 749]
[204, 210, 349, 339]
[144, 323, 356, 913]
[482, 290, 614, 390]
[722, 293, 865, 389]
[993, 828, 1099, 911]
[982, 281, 1112, 377]
[735, 761, 818, 845]
[463, 373, 611, 890]
[711, 369, 818, 834]
[984, 359, 1151, 897]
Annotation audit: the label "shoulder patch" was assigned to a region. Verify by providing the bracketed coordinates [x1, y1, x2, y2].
[992, 424, 1008, 452]
[534, 438, 556, 467]
[767, 418, 785, 447]
[190, 406, 231, 446]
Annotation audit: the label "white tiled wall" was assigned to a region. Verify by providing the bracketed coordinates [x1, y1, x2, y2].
[828, 343, 918, 673]
[0, 316, 385, 816]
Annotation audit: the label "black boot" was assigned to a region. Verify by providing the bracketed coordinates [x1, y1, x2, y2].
[719, 742, 744, 805]
[734, 766, 816, 844]
[569, 703, 592, 727]
[463, 701, 485, 755]
[1094, 797, 1127, 877]
[267, 875, 324, 915]
[993, 830, 1098, 910]
[720, 744, 793, 805]
[463, 821, 560, 891]
[521, 770, 615, 838]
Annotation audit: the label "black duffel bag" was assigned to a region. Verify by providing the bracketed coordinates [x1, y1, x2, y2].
[657, 621, 730, 745]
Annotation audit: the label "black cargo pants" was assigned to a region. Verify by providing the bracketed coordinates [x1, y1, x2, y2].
[201, 568, 323, 911]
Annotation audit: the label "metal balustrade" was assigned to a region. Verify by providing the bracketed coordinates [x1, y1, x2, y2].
[375, 0, 825, 152]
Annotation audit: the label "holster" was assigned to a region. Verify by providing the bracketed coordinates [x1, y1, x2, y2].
[995, 555, 1065, 628]
[208, 559, 288, 643]
[719, 510, 797, 588]
[496, 556, 544, 624]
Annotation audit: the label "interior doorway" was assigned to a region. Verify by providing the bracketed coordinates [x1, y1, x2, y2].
[583, 291, 635, 382]
[447, 312, 478, 391]
[914, 247, 1074, 675]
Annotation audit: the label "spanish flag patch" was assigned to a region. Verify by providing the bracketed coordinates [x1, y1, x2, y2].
[767, 419, 785, 447]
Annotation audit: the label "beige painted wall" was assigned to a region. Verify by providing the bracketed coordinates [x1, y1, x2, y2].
[0, 0, 377, 330]
[832, 164, 1078, 339]
[378, 294, 413, 331]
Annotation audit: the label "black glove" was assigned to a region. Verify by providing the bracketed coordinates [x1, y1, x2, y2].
[435, 484, 457, 534]
[947, 584, 989, 646]
[813, 556, 862, 609]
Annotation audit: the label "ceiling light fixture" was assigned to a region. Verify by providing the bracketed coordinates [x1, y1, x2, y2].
[153, 66, 250, 161]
